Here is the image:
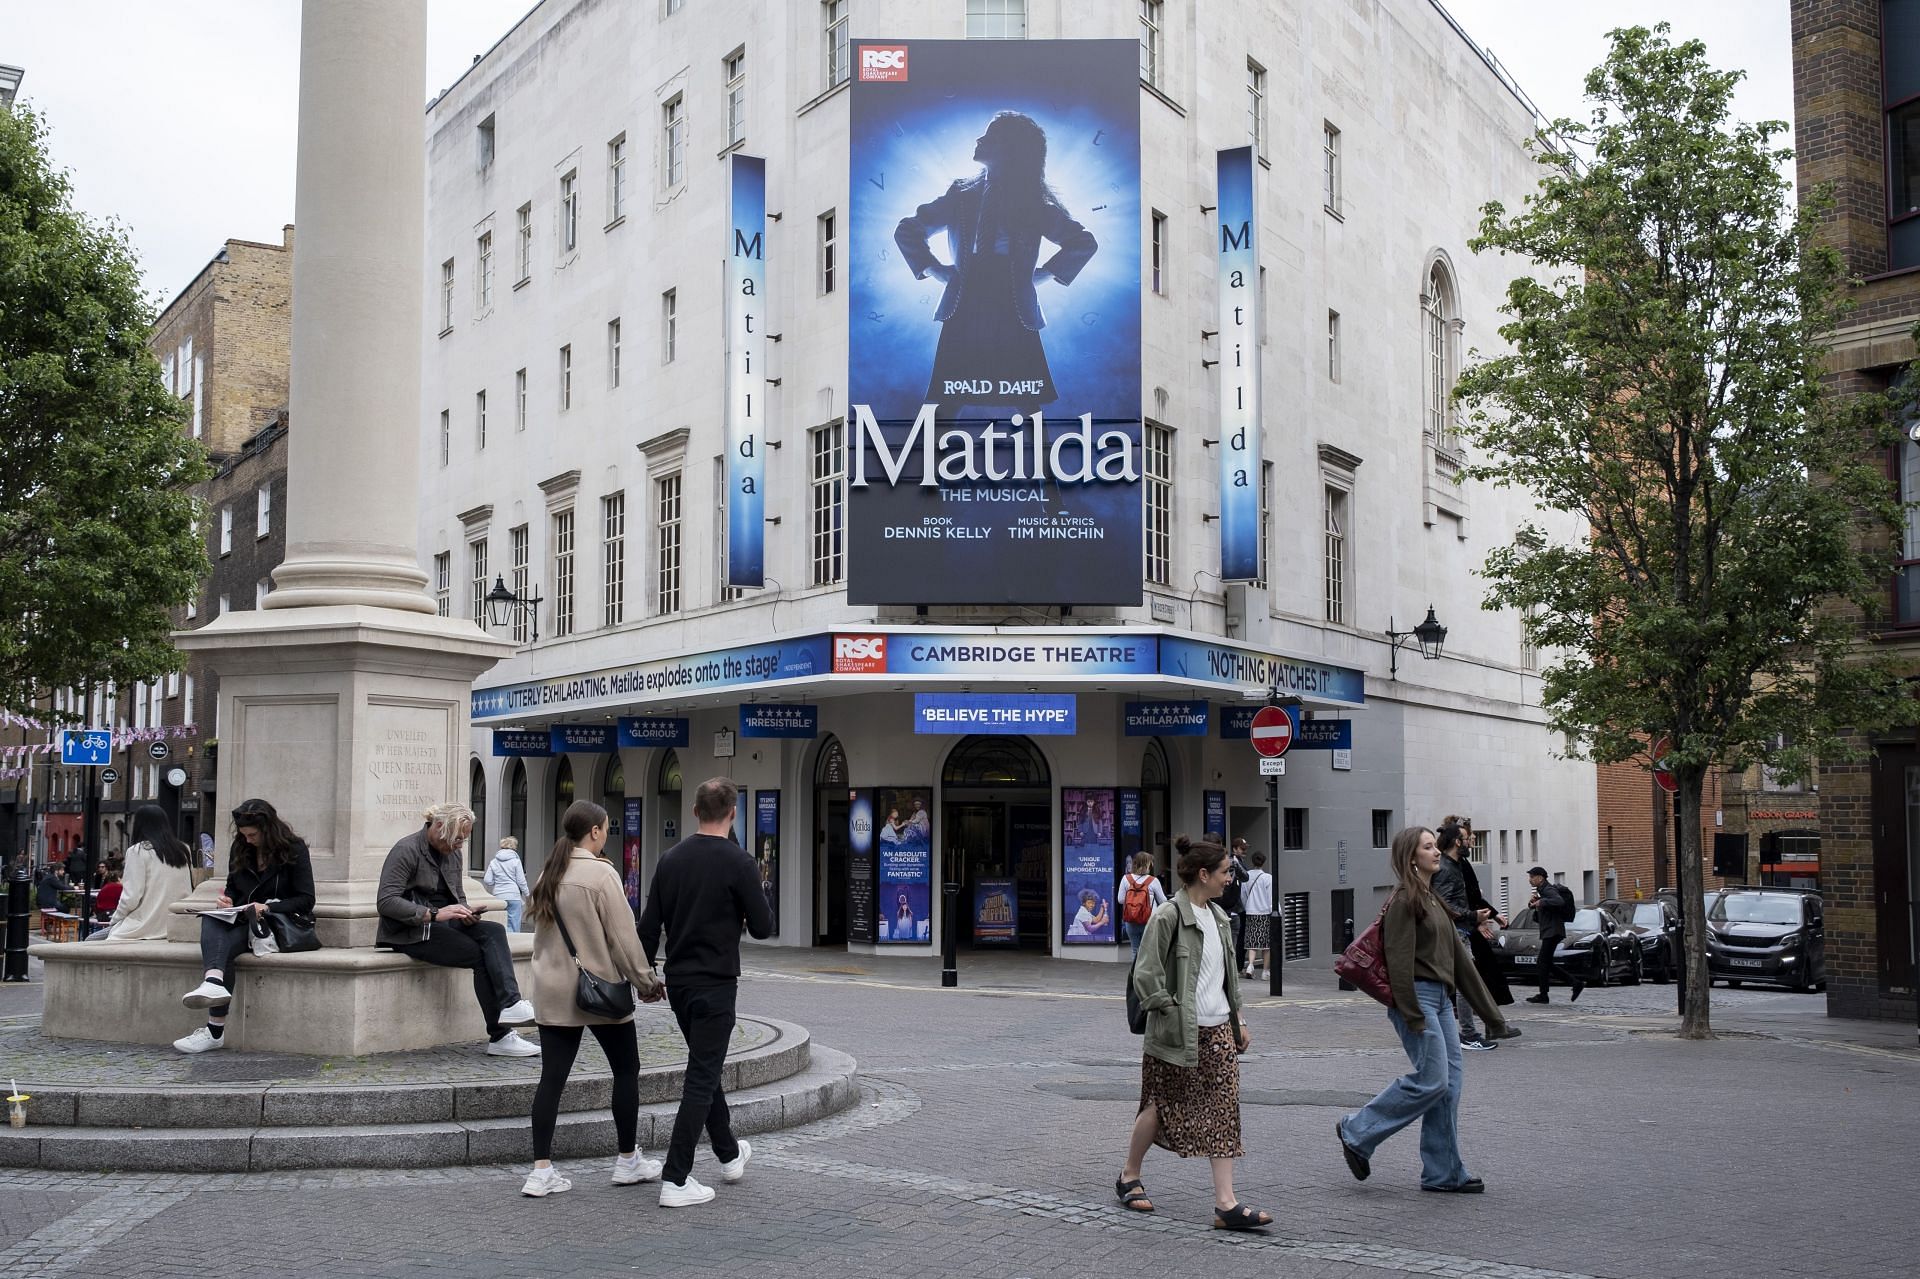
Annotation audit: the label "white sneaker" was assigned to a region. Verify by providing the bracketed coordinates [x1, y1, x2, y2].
[718, 1139, 751, 1184]
[486, 1031, 541, 1057]
[181, 980, 229, 1009]
[612, 1151, 664, 1185]
[660, 1175, 715, 1207]
[497, 998, 537, 1026]
[173, 1026, 227, 1054]
[520, 1167, 572, 1197]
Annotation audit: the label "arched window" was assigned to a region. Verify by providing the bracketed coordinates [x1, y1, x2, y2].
[602, 752, 624, 809]
[1424, 259, 1459, 453]
[552, 755, 575, 843]
[508, 758, 528, 856]
[941, 736, 1051, 788]
[815, 735, 848, 788]
[468, 759, 488, 871]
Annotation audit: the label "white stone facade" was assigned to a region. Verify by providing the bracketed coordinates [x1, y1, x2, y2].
[420, 0, 1596, 961]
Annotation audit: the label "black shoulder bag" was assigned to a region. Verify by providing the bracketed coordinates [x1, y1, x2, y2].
[251, 861, 320, 953]
[553, 907, 635, 1019]
[1125, 909, 1181, 1035]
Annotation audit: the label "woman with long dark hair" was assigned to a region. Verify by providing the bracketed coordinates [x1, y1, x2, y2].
[1335, 827, 1510, 1193]
[174, 798, 315, 1054]
[1118, 835, 1269, 1231]
[91, 804, 193, 942]
[895, 110, 1098, 417]
[520, 800, 663, 1198]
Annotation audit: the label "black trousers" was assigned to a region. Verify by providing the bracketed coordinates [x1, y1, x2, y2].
[1538, 936, 1577, 997]
[663, 981, 741, 1186]
[531, 1021, 640, 1161]
[1231, 912, 1248, 972]
[198, 915, 255, 1013]
[392, 920, 521, 1039]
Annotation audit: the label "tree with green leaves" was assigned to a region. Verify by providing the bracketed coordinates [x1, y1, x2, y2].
[0, 105, 208, 722]
[1455, 25, 1916, 1038]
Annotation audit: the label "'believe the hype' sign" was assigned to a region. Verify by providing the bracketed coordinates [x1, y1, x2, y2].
[913, 693, 1076, 735]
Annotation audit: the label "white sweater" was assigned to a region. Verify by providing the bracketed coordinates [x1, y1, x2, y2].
[99, 842, 195, 941]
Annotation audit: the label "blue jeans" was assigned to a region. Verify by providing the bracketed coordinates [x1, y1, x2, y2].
[1123, 919, 1148, 956]
[1339, 979, 1471, 1189]
[504, 900, 524, 933]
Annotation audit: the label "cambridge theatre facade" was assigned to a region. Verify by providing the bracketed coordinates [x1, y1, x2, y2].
[420, 0, 1596, 962]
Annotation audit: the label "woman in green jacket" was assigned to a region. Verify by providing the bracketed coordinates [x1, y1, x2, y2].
[1115, 835, 1271, 1231]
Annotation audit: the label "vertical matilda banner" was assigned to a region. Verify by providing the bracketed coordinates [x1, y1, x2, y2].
[726, 153, 767, 588]
[1216, 146, 1261, 581]
[847, 39, 1142, 605]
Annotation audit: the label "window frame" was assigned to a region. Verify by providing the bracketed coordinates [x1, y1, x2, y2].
[468, 539, 488, 628]
[515, 203, 533, 283]
[1247, 59, 1267, 156]
[602, 491, 626, 627]
[1322, 121, 1342, 216]
[608, 318, 622, 389]
[818, 210, 837, 295]
[1139, 0, 1163, 87]
[475, 230, 494, 310]
[825, 0, 850, 90]
[662, 95, 686, 189]
[434, 551, 451, 617]
[724, 50, 747, 148]
[515, 367, 528, 431]
[510, 524, 530, 643]
[811, 420, 846, 586]
[558, 344, 572, 412]
[559, 170, 580, 253]
[1150, 210, 1167, 295]
[1282, 807, 1307, 851]
[965, 0, 1027, 39]
[439, 259, 455, 333]
[662, 288, 677, 363]
[1144, 421, 1173, 586]
[551, 507, 575, 638]
[655, 471, 683, 615]
[256, 484, 271, 539]
[607, 133, 628, 224]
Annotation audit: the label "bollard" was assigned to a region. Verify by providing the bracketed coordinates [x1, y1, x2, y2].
[941, 881, 959, 988]
[3, 867, 29, 981]
[1337, 915, 1356, 991]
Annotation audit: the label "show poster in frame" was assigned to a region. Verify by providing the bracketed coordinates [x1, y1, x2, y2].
[848, 790, 876, 944]
[973, 878, 1018, 946]
[622, 797, 643, 910]
[1203, 790, 1227, 843]
[846, 38, 1143, 605]
[1061, 786, 1116, 944]
[873, 786, 933, 943]
[754, 790, 780, 937]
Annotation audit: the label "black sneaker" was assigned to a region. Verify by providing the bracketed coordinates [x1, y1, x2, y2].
[1524, 994, 1549, 1004]
[1335, 1119, 1370, 1181]
[1570, 979, 1585, 1002]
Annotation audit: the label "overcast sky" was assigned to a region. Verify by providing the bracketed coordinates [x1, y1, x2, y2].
[5, 0, 1792, 311]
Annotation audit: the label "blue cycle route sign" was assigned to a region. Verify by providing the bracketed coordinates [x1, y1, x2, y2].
[59, 729, 113, 767]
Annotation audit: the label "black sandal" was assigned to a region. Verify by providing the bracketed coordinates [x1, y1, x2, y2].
[1212, 1203, 1272, 1231]
[1114, 1176, 1154, 1212]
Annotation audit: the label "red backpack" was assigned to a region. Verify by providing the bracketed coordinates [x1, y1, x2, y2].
[1121, 874, 1154, 926]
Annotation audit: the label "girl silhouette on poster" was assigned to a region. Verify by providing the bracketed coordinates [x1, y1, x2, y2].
[894, 111, 1098, 416]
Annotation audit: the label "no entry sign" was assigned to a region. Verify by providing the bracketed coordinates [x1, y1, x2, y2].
[1249, 705, 1294, 758]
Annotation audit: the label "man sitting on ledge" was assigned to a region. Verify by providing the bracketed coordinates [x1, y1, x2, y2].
[378, 802, 540, 1057]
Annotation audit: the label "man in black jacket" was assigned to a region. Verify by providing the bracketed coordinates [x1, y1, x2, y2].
[1525, 866, 1584, 1003]
[1433, 822, 1497, 1049]
[638, 776, 775, 1207]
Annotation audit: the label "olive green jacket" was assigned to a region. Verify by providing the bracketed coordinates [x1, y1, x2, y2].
[1130, 890, 1243, 1068]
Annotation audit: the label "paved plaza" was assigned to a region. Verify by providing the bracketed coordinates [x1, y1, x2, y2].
[0, 950, 1909, 1278]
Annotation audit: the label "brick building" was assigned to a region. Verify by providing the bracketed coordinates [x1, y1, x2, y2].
[1794, 0, 1920, 1024]
[1596, 759, 1729, 904]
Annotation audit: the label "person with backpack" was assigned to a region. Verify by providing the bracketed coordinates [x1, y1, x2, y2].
[1240, 850, 1273, 979]
[1119, 851, 1167, 955]
[1524, 866, 1584, 1003]
[484, 836, 532, 932]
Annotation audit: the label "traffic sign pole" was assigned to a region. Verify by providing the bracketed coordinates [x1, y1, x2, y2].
[77, 686, 98, 939]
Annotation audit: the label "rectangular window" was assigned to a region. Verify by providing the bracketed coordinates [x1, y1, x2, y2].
[608, 318, 622, 389]
[256, 485, 271, 538]
[1372, 810, 1391, 848]
[515, 368, 528, 431]
[1283, 807, 1307, 850]
[166, 670, 178, 698]
[1327, 310, 1341, 382]
[1255, 461, 1272, 590]
[1144, 423, 1172, 586]
[607, 134, 627, 224]
[662, 96, 686, 188]
[1470, 833, 1490, 866]
[1324, 486, 1347, 625]
[818, 210, 837, 294]
[662, 289, 677, 362]
[477, 114, 495, 170]
[186, 595, 197, 621]
[468, 539, 488, 627]
[1247, 60, 1266, 154]
[656, 472, 683, 614]
[811, 420, 846, 586]
[476, 231, 494, 310]
[439, 409, 450, 466]
[560, 170, 579, 252]
[255, 577, 269, 609]
[715, 457, 743, 604]
[825, 0, 850, 89]
[1282, 892, 1310, 960]
[1150, 211, 1166, 295]
[558, 345, 572, 411]
[1139, 0, 1162, 86]
[665, 0, 683, 12]
[725, 51, 747, 147]
[1323, 122, 1341, 214]
[516, 203, 533, 282]
[510, 525, 530, 643]
[1499, 876, 1511, 915]
[434, 551, 451, 617]
[1499, 830, 1509, 864]
[602, 492, 626, 627]
[439, 259, 455, 331]
[1520, 605, 1540, 672]
[966, 0, 1026, 38]
[551, 508, 575, 637]
[474, 389, 487, 451]
[219, 505, 232, 556]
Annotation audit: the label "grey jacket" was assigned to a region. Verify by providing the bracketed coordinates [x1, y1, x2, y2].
[376, 826, 469, 947]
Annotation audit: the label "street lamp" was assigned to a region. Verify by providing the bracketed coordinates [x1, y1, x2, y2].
[484, 574, 543, 643]
[1385, 606, 1448, 679]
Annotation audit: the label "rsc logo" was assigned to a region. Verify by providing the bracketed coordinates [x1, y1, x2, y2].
[858, 45, 909, 81]
[834, 635, 888, 673]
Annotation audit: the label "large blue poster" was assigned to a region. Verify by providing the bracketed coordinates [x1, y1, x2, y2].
[1216, 146, 1262, 581]
[870, 786, 932, 943]
[726, 153, 766, 587]
[1061, 787, 1116, 945]
[846, 38, 1142, 606]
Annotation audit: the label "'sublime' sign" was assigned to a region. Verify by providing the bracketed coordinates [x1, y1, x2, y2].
[913, 693, 1076, 735]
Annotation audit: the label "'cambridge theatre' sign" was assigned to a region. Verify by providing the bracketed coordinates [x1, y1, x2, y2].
[845, 38, 1142, 606]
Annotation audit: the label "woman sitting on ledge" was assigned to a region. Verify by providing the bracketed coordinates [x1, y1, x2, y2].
[175, 798, 316, 1054]
[89, 804, 195, 943]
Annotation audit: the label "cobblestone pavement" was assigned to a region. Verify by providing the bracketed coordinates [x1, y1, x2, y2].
[0, 950, 1911, 1278]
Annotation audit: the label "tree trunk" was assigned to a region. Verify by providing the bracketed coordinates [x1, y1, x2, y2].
[1674, 766, 1714, 1039]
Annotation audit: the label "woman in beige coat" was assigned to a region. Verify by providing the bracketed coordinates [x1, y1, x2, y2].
[521, 800, 663, 1198]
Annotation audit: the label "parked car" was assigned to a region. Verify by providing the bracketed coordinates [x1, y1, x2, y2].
[1706, 888, 1826, 991]
[1600, 897, 1683, 983]
[1492, 905, 1642, 988]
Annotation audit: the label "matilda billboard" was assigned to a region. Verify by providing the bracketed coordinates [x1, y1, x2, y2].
[847, 39, 1142, 605]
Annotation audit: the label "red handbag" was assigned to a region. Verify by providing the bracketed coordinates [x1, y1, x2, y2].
[1334, 893, 1395, 1007]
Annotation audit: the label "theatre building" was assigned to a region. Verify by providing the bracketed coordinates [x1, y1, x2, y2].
[419, 0, 1597, 963]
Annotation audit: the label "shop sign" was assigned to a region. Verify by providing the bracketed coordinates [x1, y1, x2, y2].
[1161, 636, 1365, 707]
[740, 705, 818, 739]
[472, 636, 830, 720]
[549, 724, 615, 753]
[1124, 699, 1208, 736]
[845, 38, 1143, 605]
[913, 693, 1076, 735]
[617, 717, 690, 749]
[491, 730, 552, 757]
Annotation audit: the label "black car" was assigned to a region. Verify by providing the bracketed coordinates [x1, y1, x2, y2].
[1706, 888, 1826, 991]
[1493, 905, 1642, 987]
[1600, 897, 1683, 983]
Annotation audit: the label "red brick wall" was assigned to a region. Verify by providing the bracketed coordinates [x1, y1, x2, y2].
[1596, 759, 1728, 900]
